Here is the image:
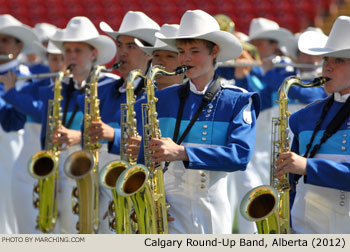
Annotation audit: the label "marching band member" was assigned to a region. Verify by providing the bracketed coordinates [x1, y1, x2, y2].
[135, 23, 184, 90]
[84, 11, 159, 233]
[40, 16, 117, 233]
[1, 38, 64, 234]
[249, 18, 328, 189]
[86, 10, 159, 154]
[275, 16, 350, 234]
[0, 14, 39, 234]
[109, 9, 260, 234]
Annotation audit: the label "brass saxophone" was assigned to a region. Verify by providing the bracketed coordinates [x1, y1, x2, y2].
[115, 65, 190, 234]
[99, 69, 146, 233]
[28, 67, 71, 233]
[239, 76, 329, 234]
[63, 65, 106, 233]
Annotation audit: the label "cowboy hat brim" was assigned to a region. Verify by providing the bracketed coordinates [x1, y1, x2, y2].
[134, 38, 177, 56]
[298, 30, 350, 58]
[100, 21, 158, 46]
[0, 26, 39, 53]
[155, 30, 242, 62]
[249, 28, 292, 45]
[32, 40, 62, 60]
[51, 35, 116, 64]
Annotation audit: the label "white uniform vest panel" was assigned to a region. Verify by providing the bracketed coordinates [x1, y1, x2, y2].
[292, 154, 350, 234]
[165, 158, 232, 234]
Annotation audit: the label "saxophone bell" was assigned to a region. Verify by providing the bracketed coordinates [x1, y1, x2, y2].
[28, 151, 58, 180]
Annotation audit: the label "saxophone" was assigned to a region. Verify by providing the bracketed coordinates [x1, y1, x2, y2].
[115, 65, 190, 234]
[28, 67, 71, 233]
[239, 76, 329, 234]
[63, 65, 107, 233]
[99, 69, 146, 233]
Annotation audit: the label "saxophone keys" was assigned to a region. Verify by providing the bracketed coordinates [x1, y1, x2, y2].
[108, 201, 115, 215]
[33, 199, 40, 208]
[72, 187, 79, 198]
[33, 184, 40, 194]
[109, 218, 116, 231]
[73, 203, 79, 214]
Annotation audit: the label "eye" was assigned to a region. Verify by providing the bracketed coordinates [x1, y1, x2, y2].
[335, 58, 345, 64]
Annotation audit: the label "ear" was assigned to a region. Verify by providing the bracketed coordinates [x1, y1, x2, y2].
[212, 44, 220, 58]
[91, 48, 98, 62]
[14, 41, 23, 56]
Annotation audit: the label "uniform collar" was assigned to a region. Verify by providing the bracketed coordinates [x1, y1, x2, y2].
[189, 78, 213, 95]
[0, 59, 18, 73]
[334, 92, 350, 103]
[63, 77, 87, 90]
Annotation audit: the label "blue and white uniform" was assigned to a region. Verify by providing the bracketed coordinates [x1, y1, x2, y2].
[110, 77, 260, 234]
[289, 92, 350, 234]
[0, 60, 32, 234]
[3, 77, 51, 233]
[250, 57, 327, 188]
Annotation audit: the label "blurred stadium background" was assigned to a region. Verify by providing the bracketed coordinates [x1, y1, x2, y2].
[1, 0, 349, 35]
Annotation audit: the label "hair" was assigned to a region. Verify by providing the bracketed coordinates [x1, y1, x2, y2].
[176, 38, 217, 65]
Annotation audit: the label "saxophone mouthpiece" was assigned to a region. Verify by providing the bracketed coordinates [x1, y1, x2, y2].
[174, 65, 193, 75]
[67, 64, 74, 71]
[314, 76, 331, 86]
[103, 62, 123, 73]
[113, 61, 123, 70]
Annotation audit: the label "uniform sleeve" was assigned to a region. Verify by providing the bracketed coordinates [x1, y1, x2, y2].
[306, 159, 350, 191]
[0, 96, 26, 131]
[0, 83, 26, 131]
[3, 83, 44, 122]
[185, 92, 260, 172]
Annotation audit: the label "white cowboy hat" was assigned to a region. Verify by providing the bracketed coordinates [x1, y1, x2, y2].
[282, 27, 325, 59]
[298, 16, 350, 58]
[135, 24, 179, 56]
[50, 16, 116, 64]
[155, 10, 242, 62]
[248, 17, 293, 46]
[32, 40, 63, 60]
[0, 14, 39, 53]
[100, 11, 160, 46]
[34, 23, 57, 42]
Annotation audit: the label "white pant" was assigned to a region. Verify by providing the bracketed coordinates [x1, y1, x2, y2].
[0, 127, 23, 234]
[11, 123, 44, 234]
